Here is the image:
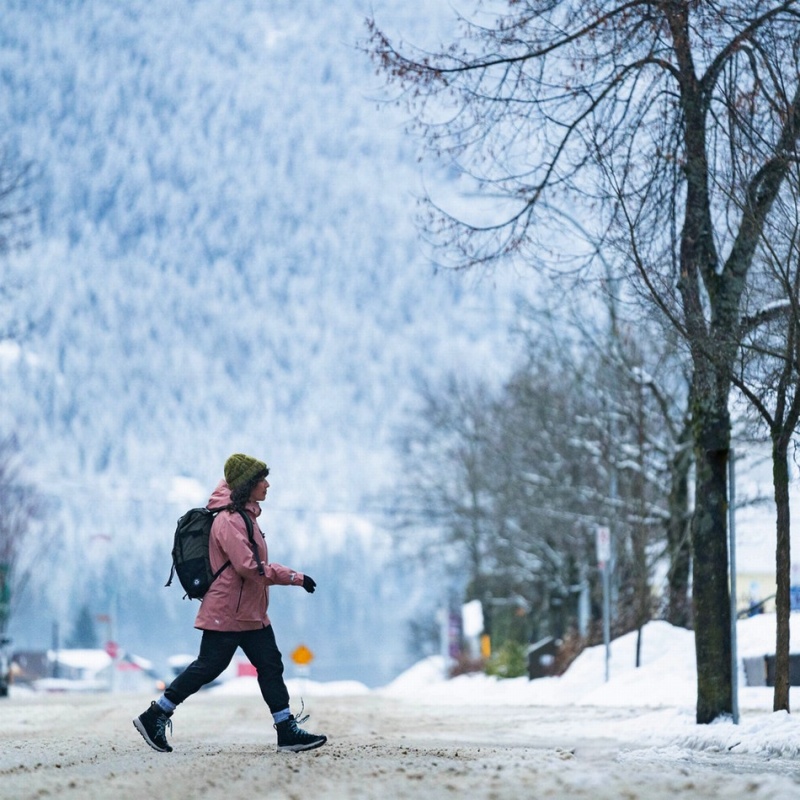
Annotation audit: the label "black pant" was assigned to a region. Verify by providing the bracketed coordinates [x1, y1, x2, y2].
[165, 625, 290, 714]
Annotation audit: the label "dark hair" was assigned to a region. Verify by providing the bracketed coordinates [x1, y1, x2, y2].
[229, 468, 269, 511]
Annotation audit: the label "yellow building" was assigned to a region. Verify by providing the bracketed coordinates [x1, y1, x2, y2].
[734, 570, 776, 616]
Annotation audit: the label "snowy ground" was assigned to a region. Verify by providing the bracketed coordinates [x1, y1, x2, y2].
[3, 616, 800, 799]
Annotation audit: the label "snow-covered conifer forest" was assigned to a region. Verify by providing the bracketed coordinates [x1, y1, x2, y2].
[0, 0, 521, 684]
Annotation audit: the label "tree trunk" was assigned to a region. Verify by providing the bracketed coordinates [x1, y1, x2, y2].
[773, 436, 791, 713]
[691, 424, 733, 723]
[674, 30, 734, 721]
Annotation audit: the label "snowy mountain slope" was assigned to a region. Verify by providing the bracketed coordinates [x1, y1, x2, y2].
[0, 0, 522, 681]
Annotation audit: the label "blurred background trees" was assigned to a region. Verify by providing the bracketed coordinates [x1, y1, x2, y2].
[369, 0, 800, 722]
[392, 288, 693, 669]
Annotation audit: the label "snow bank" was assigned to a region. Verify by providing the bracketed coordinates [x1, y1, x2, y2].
[375, 614, 800, 758]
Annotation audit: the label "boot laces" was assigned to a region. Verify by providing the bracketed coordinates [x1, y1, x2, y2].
[273, 699, 310, 730]
[293, 699, 310, 726]
[155, 714, 173, 740]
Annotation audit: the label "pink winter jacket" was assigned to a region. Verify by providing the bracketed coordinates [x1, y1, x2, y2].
[194, 479, 305, 632]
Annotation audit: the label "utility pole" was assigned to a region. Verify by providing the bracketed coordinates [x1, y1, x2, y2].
[597, 525, 612, 682]
[729, 449, 739, 724]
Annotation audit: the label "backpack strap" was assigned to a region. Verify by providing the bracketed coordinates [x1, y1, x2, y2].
[237, 509, 265, 576]
[204, 506, 234, 585]
[211, 558, 232, 581]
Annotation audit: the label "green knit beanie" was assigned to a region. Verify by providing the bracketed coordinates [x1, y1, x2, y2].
[224, 453, 268, 490]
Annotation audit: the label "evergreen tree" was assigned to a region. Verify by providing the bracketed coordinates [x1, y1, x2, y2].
[66, 604, 98, 649]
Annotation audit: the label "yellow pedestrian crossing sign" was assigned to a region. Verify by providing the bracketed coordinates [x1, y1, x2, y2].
[291, 644, 314, 666]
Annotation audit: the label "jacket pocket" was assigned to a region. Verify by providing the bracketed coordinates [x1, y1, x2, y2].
[235, 579, 244, 613]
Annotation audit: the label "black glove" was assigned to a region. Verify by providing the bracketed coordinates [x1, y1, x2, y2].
[302, 575, 317, 593]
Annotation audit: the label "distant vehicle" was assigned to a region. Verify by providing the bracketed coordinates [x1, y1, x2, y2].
[0, 637, 11, 697]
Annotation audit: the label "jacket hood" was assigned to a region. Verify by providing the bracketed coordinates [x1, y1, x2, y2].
[207, 479, 262, 518]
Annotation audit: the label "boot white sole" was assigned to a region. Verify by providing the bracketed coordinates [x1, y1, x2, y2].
[277, 735, 327, 752]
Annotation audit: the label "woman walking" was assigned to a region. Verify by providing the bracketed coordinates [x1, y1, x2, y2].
[133, 453, 327, 753]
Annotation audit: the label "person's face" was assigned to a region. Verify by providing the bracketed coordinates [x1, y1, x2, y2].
[249, 475, 270, 502]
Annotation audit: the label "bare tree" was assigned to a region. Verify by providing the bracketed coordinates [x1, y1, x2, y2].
[522, 273, 695, 630]
[0, 437, 42, 636]
[0, 150, 35, 342]
[392, 375, 502, 593]
[367, 1, 800, 723]
[0, 147, 39, 636]
[732, 165, 800, 712]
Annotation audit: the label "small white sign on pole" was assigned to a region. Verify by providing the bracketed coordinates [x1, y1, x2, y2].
[461, 599, 484, 638]
[596, 525, 611, 567]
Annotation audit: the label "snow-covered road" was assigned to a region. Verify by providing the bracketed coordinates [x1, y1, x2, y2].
[1, 693, 799, 799]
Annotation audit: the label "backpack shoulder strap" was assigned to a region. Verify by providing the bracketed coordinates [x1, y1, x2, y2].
[209, 505, 233, 579]
[237, 509, 265, 576]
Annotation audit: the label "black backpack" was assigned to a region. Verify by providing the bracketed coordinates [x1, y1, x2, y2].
[165, 506, 264, 599]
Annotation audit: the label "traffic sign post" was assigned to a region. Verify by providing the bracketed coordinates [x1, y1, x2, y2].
[596, 526, 612, 683]
[291, 644, 314, 690]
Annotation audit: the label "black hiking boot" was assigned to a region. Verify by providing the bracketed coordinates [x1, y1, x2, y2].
[133, 701, 173, 752]
[275, 714, 327, 752]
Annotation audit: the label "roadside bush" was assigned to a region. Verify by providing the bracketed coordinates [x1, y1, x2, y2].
[485, 641, 528, 679]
